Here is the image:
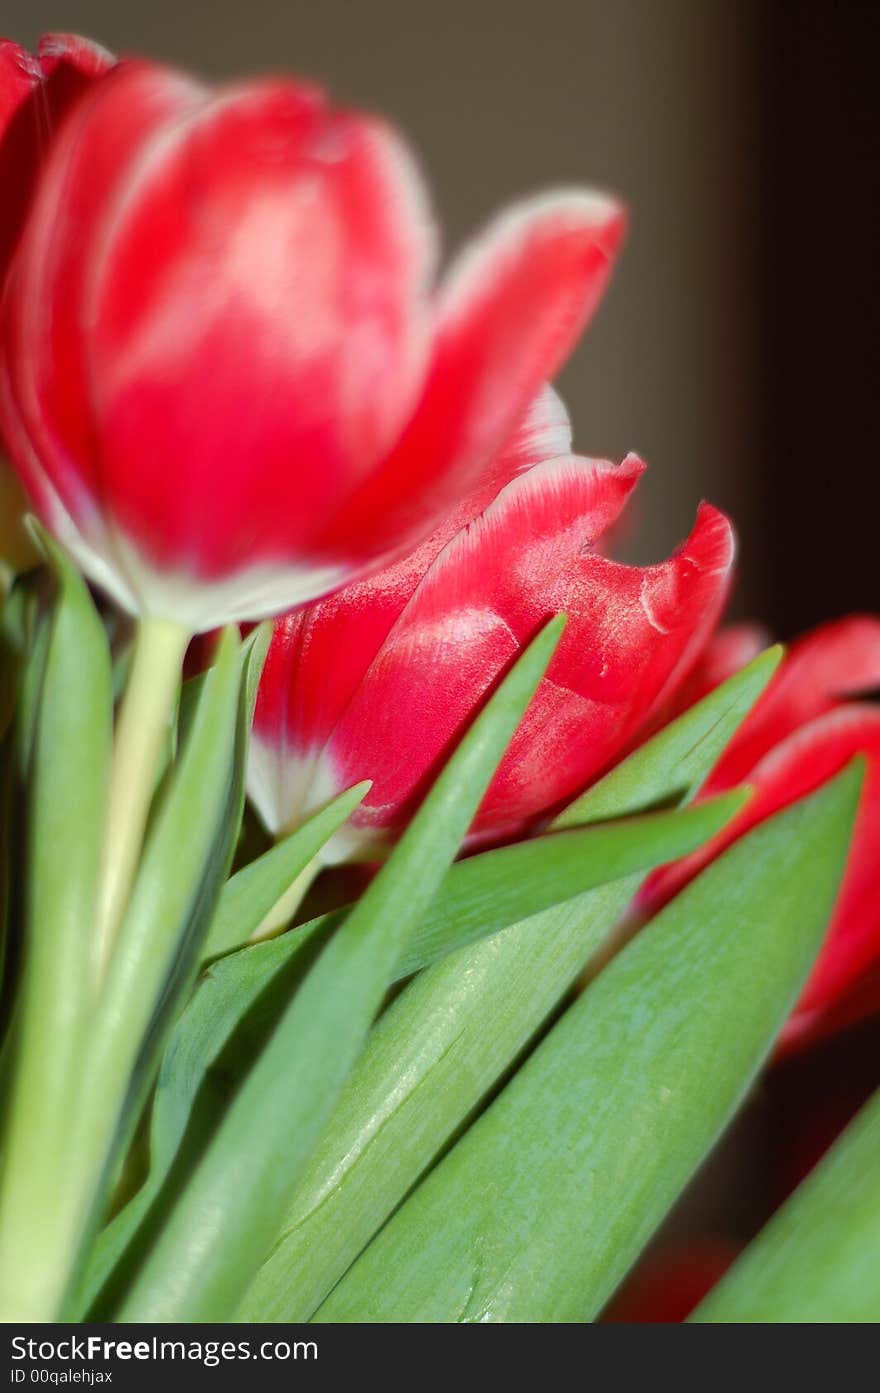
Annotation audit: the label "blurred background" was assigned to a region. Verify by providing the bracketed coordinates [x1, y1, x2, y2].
[5, 0, 879, 1314]
[7, 0, 877, 634]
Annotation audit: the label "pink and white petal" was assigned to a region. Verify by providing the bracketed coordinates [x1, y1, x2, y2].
[325, 458, 733, 841]
[707, 615, 880, 791]
[474, 499, 735, 834]
[1, 61, 204, 529]
[2, 62, 436, 616]
[0, 40, 40, 133]
[86, 80, 436, 580]
[498, 383, 572, 468]
[0, 35, 113, 282]
[323, 454, 637, 832]
[252, 384, 575, 758]
[0, 41, 42, 277]
[35, 32, 115, 79]
[313, 191, 625, 559]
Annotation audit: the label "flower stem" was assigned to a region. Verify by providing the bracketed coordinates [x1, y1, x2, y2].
[95, 615, 189, 978]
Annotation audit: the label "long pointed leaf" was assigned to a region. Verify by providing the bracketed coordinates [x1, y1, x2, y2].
[555, 644, 782, 826]
[692, 1086, 880, 1322]
[239, 650, 781, 1321]
[0, 537, 112, 1322]
[116, 617, 565, 1321]
[314, 762, 861, 1323]
[200, 781, 371, 963]
[82, 793, 744, 1314]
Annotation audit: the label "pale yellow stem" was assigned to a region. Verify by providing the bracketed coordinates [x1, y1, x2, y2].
[94, 615, 189, 978]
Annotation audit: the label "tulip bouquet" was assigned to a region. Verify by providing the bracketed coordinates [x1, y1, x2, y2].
[0, 33, 878, 1329]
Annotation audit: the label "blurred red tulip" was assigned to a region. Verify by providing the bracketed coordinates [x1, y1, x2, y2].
[603, 1240, 740, 1323]
[645, 617, 880, 1050]
[0, 56, 625, 631]
[0, 34, 113, 285]
[250, 390, 734, 860]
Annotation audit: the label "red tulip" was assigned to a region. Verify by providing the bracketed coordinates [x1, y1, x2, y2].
[0, 34, 113, 286]
[603, 1240, 740, 1323]
[250, 390, 734, 861]
[645, 617, 880, 1049]
[0, 56, 625, 632]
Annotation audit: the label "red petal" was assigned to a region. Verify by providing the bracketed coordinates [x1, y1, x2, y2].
[649, 705, 880, 1027]
[671, 622, 770, 711]
[2, 61, 202, 522]
[253, 385, 575, 759]
[0, 41, 40, 133]
[312, 192, 625, 559]
[781, 961, 880, 1054]
[3, 61, 436, 581]
[474, 497, 734, 836]
[0, 33, 112, 282]
[604, 1242, 740, 1323]
[707, 615, 880, 791]
[35, 33, 115, 80]
[323, 463, 733, 840]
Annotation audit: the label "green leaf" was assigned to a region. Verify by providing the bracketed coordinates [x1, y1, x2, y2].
[60, 627, 247, 1320]
[82, 792, 743, 1315]
[236, 794, 748, 1322]
[238, 650, 781, 1321]
[313, 761, 862, 1323]
[115, 616, 566, 1322]
[200, 781, 372, 962]
[80, 920, 324, 1316]
[396, 793, 751, 975]
[692, 1086, 880, 1323]
[0, 534, 113, 1322]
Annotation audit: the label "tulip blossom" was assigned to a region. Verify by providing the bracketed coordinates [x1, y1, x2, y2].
[0, 54, 625, 633]
[250, 390, 734, 862]
[0, 34, 113, 286]
[645, 617, 880, 1049]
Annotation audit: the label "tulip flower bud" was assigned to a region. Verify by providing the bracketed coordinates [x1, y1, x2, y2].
[0, 54, 625, 632]
[250, 390, 735, 863]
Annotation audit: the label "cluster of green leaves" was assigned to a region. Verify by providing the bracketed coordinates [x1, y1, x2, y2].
[0, 548, 874, 1323]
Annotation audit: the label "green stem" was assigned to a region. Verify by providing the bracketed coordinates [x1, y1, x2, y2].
[94, 616, 189, 978]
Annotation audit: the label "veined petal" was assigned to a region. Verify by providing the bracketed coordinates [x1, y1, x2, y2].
[473, 498, 734, 836]
[252, 384, 576, 769]
[707, 615, 880, 791]
[322, 461, 733, 840]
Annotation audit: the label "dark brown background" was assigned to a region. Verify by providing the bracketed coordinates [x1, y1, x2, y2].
[5, 0, 877, 635]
